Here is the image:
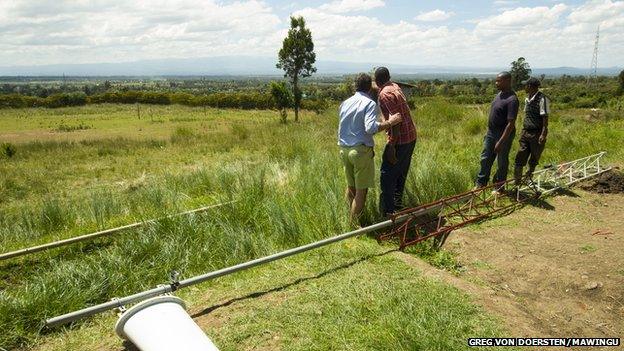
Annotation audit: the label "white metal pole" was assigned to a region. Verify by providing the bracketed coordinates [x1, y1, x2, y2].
[1, 201, 236, 261]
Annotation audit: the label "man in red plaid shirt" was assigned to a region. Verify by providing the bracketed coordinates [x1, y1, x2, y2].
[374, 67, 417, 216]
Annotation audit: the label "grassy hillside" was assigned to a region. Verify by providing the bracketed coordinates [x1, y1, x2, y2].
[24, 239, 511, 351]
[0, 100, 622, 349]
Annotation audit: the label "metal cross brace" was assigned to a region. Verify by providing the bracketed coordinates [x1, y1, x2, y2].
[379, 152, 611, 250]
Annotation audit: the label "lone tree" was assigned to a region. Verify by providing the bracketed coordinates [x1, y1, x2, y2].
[510, 57, 532, 90]
[277, 16, 316, 122]
[618, 69, 624, 95]
[269, 81, 293, 123]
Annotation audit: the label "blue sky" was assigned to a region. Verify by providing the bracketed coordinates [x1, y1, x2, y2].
[0, 0, 622, 68]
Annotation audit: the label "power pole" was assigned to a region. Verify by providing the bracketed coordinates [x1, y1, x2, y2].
[587, 26, 599, 85]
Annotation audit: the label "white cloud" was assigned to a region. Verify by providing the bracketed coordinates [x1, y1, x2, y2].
[568, 0, 624, 23]
[415, 9, 454, 22]
[295, 1, 623, 67]
[492, 0, 519, 7]
[0, 0, 284, 65]
[0, 0, 623, 68]
[475, 4, 568, 31]
[318, 0, 385, 14]
[293, 7, 479, 65]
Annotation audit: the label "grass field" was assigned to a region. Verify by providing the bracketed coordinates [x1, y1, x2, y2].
[0, 99, 622, 349]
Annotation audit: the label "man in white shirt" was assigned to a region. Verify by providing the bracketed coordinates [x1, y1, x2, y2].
[338, 73, 401, 224]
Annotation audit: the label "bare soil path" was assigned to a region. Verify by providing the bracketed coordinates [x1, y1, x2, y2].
[398, 188, 624, 348]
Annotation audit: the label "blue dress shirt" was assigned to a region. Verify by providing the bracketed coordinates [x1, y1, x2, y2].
[337, 91, 379, 147]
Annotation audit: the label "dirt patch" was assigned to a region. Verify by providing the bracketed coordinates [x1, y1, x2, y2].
[578, 169, 624, 194]
[439, 191, 624, 346]
[394, 252, 543, 337]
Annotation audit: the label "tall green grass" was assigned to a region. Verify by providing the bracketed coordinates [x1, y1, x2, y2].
[0, 101, 622, 348]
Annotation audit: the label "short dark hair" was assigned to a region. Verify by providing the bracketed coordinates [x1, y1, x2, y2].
[374, 67, 391, 85]
[497, 71, 511, 80]
[355, 73, 372, 92]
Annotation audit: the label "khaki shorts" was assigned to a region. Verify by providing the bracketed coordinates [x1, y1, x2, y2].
[340, 145, 375, 189]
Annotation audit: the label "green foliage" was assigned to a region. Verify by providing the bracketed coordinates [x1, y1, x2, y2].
[2, 73, 622, 112]
[39, 198, 74, 233]
[1, 142, 16, 158]
[618, 69, 624, 95]
[510, 57, 532, 90]
[338, 77, 355, 99]
[55, 122, 91, 132]
[277, 16, 317, 121]
[269, 81, 293, 123]
[301, 98, 329, 114]
[0, 94, 38, 108]
[0, 92, 87, 108]
[1, 91, 276, 110]
[45, 92, 88, 108]
[0, 102, 622, 349]
[405, 241, 462, 273]
[230, 123, 250, 140]
[579, 244, 597, 253]
[169, 126, 197, 144]
[465, 115, 485, 135]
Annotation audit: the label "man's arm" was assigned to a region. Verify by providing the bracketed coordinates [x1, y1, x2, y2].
[494, 97, 518, 153]
[539, 96, 550, 144]
[379, 113, 401, 131]
[388, 122, 401, 142]
[364, 103, 401, 134]
[378, 92, 402, 144]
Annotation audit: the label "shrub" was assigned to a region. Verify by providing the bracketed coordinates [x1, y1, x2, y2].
[54, 123, 92, 132]
[0, 90, 312, 111]
[573, 96, 600, 108]
[138, 92, 170, 105]
[39, 199, 73, 233]
[231, 123, 250, 140]
[464, 116, 484, 135]
[0, 94, 44, 108]
[1, 143, 17, 158]
[44, 93, 88, 108]
[302, 98, 329, 114]
[170, 126, 197, 144]
[270, 81, 293, 122]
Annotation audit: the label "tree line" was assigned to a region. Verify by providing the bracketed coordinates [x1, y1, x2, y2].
[1, 73, 621, 111]
[0, 90, 329, 112]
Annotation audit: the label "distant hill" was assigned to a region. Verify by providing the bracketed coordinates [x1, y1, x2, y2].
[0, 56, 621, 77]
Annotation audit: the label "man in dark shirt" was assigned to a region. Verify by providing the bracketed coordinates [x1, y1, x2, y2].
[513, 77, 550, 186]
[476, 71, 518, 190]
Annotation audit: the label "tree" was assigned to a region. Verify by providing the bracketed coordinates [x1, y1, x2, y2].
[617, 69, 624, 96]
[269, 81, 293, 123]
[510, 57, 532, 90]
[276, 16, 316, 122]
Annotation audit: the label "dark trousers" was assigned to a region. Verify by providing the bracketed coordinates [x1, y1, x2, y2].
[514, 129, 545, 181]
[380, 141, 415, 216]
[476, 129, 515, 187]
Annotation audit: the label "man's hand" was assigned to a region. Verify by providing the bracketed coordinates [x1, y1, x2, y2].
[377, 113, 402, 132]
[539, 134, 546, 144]
[388, 112, 402, 126]
[494, 140, 503, 153]
[495, 120, 515, 154]
[384, 144, 398, 165]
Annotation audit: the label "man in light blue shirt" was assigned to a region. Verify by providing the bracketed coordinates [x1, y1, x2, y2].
[338, 73, 402, 224]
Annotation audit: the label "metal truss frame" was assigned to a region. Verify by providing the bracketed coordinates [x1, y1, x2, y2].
[379, 152, 611, 250]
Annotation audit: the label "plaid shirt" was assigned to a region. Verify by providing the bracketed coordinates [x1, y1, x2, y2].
[378, 82, 416, 145]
